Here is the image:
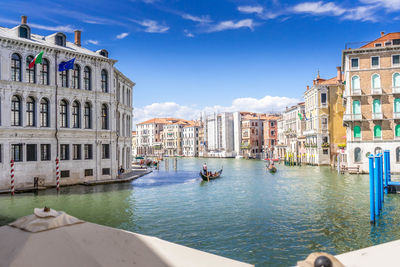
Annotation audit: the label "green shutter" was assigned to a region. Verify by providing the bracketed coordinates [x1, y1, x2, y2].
[374, 125, 382, 138]
[354, 126, 361, 138]
[373, 99, 381, 113]
[353, 100, 360, 114]
[395, 98, 400, 113]
[396, 124, 400, 137]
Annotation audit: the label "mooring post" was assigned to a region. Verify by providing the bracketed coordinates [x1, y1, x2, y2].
[369, 155, 375, 224]
[376, 154, 382, 210]
[374, 155, 380, 216]
[384, 150, 389, 194]
[379, 154, 384, 204]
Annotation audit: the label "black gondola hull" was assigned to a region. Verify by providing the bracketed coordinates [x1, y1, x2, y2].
[200, 169, 223, 181]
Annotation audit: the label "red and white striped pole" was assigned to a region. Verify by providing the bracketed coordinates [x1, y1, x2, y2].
[56, 157, 60, 191]
[10, 160, 15, 195]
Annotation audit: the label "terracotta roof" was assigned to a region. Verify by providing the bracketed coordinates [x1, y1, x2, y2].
[361, 32, 400, 48]
[318, 77, 339, 85]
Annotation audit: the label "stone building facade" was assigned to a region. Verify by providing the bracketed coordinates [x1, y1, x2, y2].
[343, 32, 400, 173]
[0, 16, 134, 190]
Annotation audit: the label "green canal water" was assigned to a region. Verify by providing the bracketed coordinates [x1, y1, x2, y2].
[1, 158, 400, 266]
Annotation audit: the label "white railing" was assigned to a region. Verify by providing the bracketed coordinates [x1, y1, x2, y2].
[394, 112, 400, 119]
[371, 88, 382, 95]
[352, 89, 361, 95]
[343, 114, 362, 121]
[393, 87, 400, 94]
[372, 113, 383, 120]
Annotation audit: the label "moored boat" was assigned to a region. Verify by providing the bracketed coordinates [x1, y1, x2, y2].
[200, 169, 223, 181]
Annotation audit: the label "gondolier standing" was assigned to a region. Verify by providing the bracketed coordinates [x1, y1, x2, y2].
[203, 163, 207, 175]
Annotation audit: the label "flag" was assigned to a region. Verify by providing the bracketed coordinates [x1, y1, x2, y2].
[58, 58, 75, 72]
[297, 112, 303, 120]
[28, 51, 44, 69]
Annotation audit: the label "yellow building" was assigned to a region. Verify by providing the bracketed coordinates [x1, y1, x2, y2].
[304, 68, 346, 165]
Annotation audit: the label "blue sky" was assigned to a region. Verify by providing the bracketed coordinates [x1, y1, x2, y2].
[0, 0, 400, 125]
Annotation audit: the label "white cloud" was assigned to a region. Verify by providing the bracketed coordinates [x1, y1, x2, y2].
[184, 30, 195, 37]
[343, 6, 377, 21]
[207, 19, 256, 32]
[0, 17, 76, 33]
[116, 32, 129, 39]
[360, 0, 400, 10]
[292, 1, 346, 16]
[137, 20, 169, 33]
[86, 40, 99, 45]
[133, 95, 299, 126]
[238, 5, 264, 14]
[182, 14, 211, 23]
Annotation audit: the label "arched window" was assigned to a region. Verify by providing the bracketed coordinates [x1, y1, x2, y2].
[353, 100, 361, 114]
[72, 101, 80, 128]
[101, 70, 108, 92]
[397, 147, 400, 162]
[60, 100, 68, 128]
[395, 98, 400, 113]
[11, 95, 22, 126]
[40, 58, 49, 85]
[354, 147, 361, 163]
[60, 63, 68, 87]
[84, 67, 91, 90]
[396, 124, 400, 137]
[352, 75, 360, 91]
[373, 99, 381, 114]
[72, 65, 81, 89]
[84, 102, 91, 129]
[26, 56, 36, 83]
[11, 54, 21, 82]
[40, 98, 49, 127]
[394, 73, 400, 87]
[354, 125, 361, 138]
[19, 26, 29, 38]
[374, 125, 382, 138]
[375, 147, 382, 155]
[372, 74, 381, 89]
[101, 104, 108, 130]
[26, 97, 35, 126]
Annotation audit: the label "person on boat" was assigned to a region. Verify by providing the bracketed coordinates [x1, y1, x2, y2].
[269, 162, 275, 170]
[119, 166, 125, 174]
[203, 163, 207, 174]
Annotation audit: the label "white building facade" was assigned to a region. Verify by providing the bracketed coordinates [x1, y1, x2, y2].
[182, 125, 200, 157]
[0, 16, 134, 190]
[205, 112, 235, 157]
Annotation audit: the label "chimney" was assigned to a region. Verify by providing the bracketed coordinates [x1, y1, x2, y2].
[21, 15, 27, 24]
[313, 80, 316, 86]
[306, 85, 309, 91]
[74, 30, 81, 47]
[381, 31, 385, 37]
[336, 66, 342, 82]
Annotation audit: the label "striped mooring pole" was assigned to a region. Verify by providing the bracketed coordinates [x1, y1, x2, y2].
[56, 157, 60, 191]
[10, 160, 15, 195]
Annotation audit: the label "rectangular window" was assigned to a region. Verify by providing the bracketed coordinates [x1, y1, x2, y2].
[26, 144, 37, 161]
[73, 144, 81, 160]
[84, 169, 93, 176]
[60, 170, 70, 178]
[323, 149, 329, 155]
[375, 43, 382, 47]
[102, 144, 110, 159]
[0, 144, 2, 162]
[393, 39, 400, 45]
[60, 144, 69, 160]
[393, 55, 400, 66]
[40, 144, 51, 161]
[84, 144, 93, 160]
[102, 168, 110, 175]
[321, 93, 327, 105]
[11, 144, 23, 162]
[351, 58, 359, 69]
[371, 56, 379, 67]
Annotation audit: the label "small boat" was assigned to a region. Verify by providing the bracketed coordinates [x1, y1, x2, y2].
[199, 169, 223, 181]
[268, 166, 277, 173]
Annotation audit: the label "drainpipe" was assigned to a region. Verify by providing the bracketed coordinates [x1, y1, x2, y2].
[55, 51, 59, 157]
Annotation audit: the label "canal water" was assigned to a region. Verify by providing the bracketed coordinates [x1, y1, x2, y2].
[1, 158, 400, 266]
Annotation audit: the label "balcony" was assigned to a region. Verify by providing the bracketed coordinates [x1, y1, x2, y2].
[393, 87, 400, 94]
[394, 112, 400, 119]
[371, 88, 382, 95]
[372, 112, 383, 120]
[343, 114, 362, 121]
[352, 89, 362, 96]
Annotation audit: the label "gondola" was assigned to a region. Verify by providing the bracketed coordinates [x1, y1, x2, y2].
[268, 166, 277, 173]
[199, 169, 223, 181]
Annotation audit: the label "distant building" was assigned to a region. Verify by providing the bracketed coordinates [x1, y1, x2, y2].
[262, 115, 280, 158]
[343, 32, 400, 173]
[276, 118, 286, 158]
[281, 103, 305, 159]
[132, 131, 137, 157]
[205, 112, 235, 157]
[182, 123, 200, 157]
[240, 114, 264, 158]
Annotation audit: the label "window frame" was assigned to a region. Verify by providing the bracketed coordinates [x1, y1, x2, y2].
[26, 55, 36, 83]
[351, 57, 359, 70]
[40, 58, 50, 85]
[11, 53, 22, 82]
[11, 95, 22, 126]
[101, 69, 108, 93]
[84, 102, 92, 129]
[101, 104, 108, 130]
[11, 144, 23, 162]
[60, 144, 70, 160]
[371, 56, 380, 69]
[72, 64, 81, 89]
[71, 101, 80, 128]
[40, 98, 50, 127]
[60, 100, 68, 128]
[26, 96, 36, 127]
[84, 66, 91, 90]
[26, 144, 37, 162]
[40, 144, 51, 161]
[393, 54, 400, 67]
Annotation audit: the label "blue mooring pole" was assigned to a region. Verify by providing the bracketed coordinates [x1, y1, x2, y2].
[379, 154, 384, 205]
[384, 150, 390, 194]
[369, 155, 375, 224]
[374, 155, 380, 216]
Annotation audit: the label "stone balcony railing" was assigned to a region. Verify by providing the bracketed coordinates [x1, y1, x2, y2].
[394, 112, 400, 119]
[372, 112, 383, 120]
[393, 87, 400, 94]
[371, 87, 382, 95]
[343, 114, 362, 121]
[352, 89, 362, 95]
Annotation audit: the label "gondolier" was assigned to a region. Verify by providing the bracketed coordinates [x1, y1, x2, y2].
[203, 163, 207, 174]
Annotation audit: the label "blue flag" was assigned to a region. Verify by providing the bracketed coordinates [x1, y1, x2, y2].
[58, 58, 75, 72]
